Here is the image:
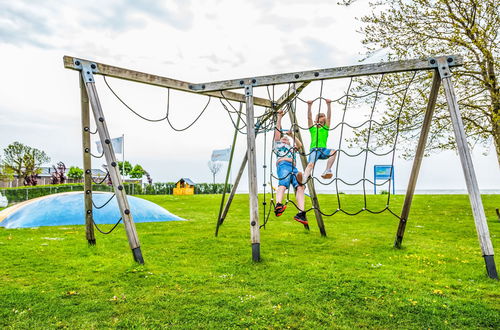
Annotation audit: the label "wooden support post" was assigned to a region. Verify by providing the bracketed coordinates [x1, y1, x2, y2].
[215, 103, 242, 236]
[80, 76, 95, 246]
[436, 57, 497, 279]
[217, 153, 248, 229]
[394, 72, 441, 248]
[79, 62, 145, 264]
[289, 103, 327, 236]
[245, 84, 261, 262]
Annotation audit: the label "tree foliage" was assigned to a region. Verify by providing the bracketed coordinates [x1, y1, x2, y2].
[0, 156, 14, 182]
[346, 0, 499, 165]
[129, 164, 146, 179]
[67, 166, 84, 180]
[117, 161, 133, 176]
[1, 142, 50, 186]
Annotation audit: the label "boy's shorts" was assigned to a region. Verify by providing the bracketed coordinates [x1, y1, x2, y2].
[277, 161, 299, 189]
[308, 148, 334, 163]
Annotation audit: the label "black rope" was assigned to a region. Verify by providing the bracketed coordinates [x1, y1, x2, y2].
[386, 72, 418, 204]
[261, 72, 418, 222]
[90, 150, 105, 159]
[103, 75, 211, 130]
[92, 193, 116, 209]
[219, 98, 247, 134]
[93, 217, 122, 235]
[335, 78, 353, 209]
[92, 171, 110, 184]
[165, 88, 212, 131]
[103, 75, 169, 122]
[362, 75, 385, 209]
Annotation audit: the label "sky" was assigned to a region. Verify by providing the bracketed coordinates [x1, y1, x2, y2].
[0, 0, 498, 193]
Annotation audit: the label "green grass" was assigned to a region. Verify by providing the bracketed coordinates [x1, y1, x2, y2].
[1, 194, 499, 329]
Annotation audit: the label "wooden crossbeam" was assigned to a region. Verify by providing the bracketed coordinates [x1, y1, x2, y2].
[275, 82, 310, 110]
[189, 55, 463, 92]
[63, 56, 272, 108]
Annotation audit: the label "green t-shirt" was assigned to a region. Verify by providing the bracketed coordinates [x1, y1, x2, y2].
[309, 125, 329, 149]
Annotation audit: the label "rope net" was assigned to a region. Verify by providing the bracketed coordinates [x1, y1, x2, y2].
[262, 71, 419, 225]
[89, 71, 422, 230]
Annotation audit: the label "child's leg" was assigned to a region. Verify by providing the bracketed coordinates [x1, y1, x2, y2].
[292, 173, 308, 224]
[303, 149, 319, 184]
[275, 161, 291, 216]
[295, 185, 305, 211]
[303, 162, 314, 183]
[325, 150, 338, 172]
[276, 185, 286, 204]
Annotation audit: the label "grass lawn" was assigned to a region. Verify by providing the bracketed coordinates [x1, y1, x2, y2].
[0, 194, 499, 328]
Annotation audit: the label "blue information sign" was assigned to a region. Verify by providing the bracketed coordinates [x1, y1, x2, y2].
[374, 165, 395, 194]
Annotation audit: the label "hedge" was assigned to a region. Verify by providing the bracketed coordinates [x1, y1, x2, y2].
[0, 182, 233, 203]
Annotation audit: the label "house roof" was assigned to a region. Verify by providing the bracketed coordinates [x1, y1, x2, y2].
[37, 167, 107, 177]
[38, 167, 53, 177]
[177, 178, 195, 186]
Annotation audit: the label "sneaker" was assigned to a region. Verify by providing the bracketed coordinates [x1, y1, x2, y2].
[274, 203, 286, 217]
[293, 211, 308, 225]
[321, 170, 333, 179]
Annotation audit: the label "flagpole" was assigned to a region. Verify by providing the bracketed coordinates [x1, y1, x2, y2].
[229, 145, 232, 185]
[122, 134, 125, 181]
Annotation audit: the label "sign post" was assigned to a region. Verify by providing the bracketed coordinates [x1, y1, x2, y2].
[374, 165, 395, 195]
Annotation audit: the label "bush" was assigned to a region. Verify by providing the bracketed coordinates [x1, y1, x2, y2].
[0, 182, 233, 203]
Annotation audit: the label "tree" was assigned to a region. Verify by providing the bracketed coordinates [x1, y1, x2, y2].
[129, 164, 146, 179]
[2, 142, 50, 186]
[145, 171, 153, 185]
[67, 166, 84, 181]
[51, 162, 67, 184]
[207, 161, 222, 184]
[117, 161, 133, 176]
[0, 157, 14, 183]
[345, 0, 499, 165]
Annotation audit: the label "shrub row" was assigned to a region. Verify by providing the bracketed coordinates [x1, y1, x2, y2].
[0, 182, 232, 203]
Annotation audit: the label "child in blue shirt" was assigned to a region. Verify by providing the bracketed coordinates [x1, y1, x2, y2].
[273, 110, 307, 225]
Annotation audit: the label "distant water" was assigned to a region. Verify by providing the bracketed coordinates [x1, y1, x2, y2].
[315, 189, 500, 195]
[248, 189, 500, 194]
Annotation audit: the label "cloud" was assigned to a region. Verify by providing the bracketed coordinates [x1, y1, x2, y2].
[199, 51, 247, 70]
[269, 37, 341, 70]
[199, 54, 232, 65]
[257, 14, 308, 32]
[0, 3, 54, 48]
[0, 0, 194, 49]
[87, 0, 194, 32]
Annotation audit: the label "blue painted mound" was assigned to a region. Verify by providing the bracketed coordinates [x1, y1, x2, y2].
[0, 192, 184, 229]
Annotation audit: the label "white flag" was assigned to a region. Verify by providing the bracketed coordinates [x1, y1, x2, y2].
[211, 148, 231, 162]
[96, 136, 123, 154]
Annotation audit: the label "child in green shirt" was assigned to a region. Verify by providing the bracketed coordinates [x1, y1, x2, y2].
[303, 99, 337, 183]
